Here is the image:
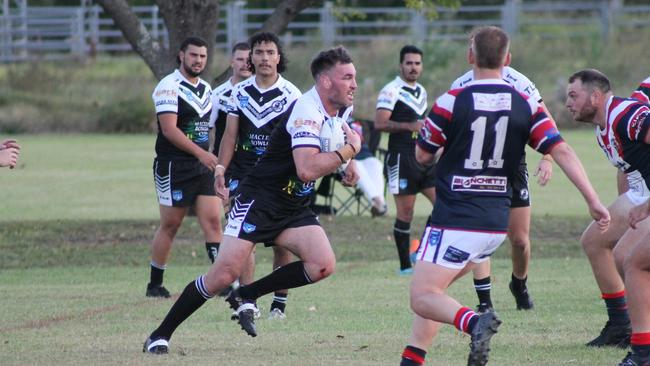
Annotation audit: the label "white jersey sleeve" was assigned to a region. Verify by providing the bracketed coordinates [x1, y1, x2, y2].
[450, 70, 474, 89]
[152, 75, 179, 115]
[503, 66, 542, 102]
[376, 82, 398, 111]
[286, 98, 323, 149]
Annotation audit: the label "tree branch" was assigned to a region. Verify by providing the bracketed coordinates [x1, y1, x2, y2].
[96, 0, 170, 80]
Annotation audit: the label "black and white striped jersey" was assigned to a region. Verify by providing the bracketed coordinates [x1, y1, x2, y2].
[152, 69, 212, 160]
[226, 75, 301, 178]
[376, 76, 428, 153]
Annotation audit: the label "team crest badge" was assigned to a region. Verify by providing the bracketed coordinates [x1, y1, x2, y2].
[427, 228, 442, 247]
[229, 179, 239, 191]
[172, 190, 183, 201]
[242, 222, 256, 233]
[239, 96, 249, 108]
[519, 188, 529, 201]
[399, 179, 408, 190]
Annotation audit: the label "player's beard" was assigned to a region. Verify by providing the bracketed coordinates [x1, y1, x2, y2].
[575, 101, 598, 123]
[183, 62, 204, 78]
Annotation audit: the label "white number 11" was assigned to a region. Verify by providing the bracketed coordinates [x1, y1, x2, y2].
[464, 116, 508, 170]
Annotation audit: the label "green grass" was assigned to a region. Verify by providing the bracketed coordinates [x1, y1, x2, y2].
[0, 129, 618, 221]
[0, 259, 628, 365]
[0, 132, 629, 364]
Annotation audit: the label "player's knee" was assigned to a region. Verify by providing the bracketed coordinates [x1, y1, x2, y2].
[305, 258, 336, 282]
[508, 234, 529, 250]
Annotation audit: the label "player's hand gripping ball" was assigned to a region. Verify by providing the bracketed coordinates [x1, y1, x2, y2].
[320, 117, 349, 172]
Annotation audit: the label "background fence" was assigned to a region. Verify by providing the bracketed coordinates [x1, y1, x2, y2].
[1, 0, 650, 62]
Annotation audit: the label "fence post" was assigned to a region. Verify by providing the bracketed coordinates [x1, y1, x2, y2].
[0, 0, 8, 61]
[320, 1, 334, 46]
[410, 9, 426, 43]
[600, 0, 621, 40]
[502, 0, 520, 36]
[72, 7, 86, 57]
[226, 1, 246, 47]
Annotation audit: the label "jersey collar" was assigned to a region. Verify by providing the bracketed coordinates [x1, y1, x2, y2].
[174, 69, 201, 87]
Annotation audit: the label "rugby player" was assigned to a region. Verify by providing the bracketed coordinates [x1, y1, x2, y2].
[375, 45, 432, 275]
[146, 36, 220, 298]
[143, 46, 361, 354]
[399, 26, 609, 366]
[565, 70, 650, 364]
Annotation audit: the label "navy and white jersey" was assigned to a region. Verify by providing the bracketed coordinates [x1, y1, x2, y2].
[227, 75, 301, 177]
[595, 96, 650, 185]
[418, 79, 562, 232]
[451, 66, 542, 103]
[631, 77, 650, 104]
[240, 87, 353, 209]
[377, 76, 428, 153]
[152, 69, 212, 160]
[208, 78, 237, 154]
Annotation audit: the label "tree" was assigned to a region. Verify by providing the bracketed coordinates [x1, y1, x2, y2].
[96, 0, 459, 82]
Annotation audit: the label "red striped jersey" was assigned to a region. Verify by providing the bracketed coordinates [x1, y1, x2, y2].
[631, 77, 650, 104]
[417, 79, 562, 231]
[596, 96, 650, 182]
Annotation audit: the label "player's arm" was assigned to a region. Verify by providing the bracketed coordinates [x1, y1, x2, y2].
[159, 113, 217, 171]
[217, 113, 239, 171]
[374, 108, 422, 133]
[293, 122, 362, 182]
[207, 104, 218, 154]
[533, 102, 555, 186]
[617, 170, 629, 195]
[214, 113, 239, 200]
[548, 142, 610, 231]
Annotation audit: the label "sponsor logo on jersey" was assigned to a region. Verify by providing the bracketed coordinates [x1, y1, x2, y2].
[519, 188, 529, 201]
[239, 96, 249, 108]
[242, 222, 256, 233]
[443, 245, 470, 263]
[155, 89, 177, 98]
[172, 190, 183, 201]
[451, 175, 507, 193]
[472, 93, 512, 112]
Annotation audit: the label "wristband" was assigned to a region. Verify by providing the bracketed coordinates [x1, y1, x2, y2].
[346, 143, 357, 153]
[213, 164, 226, 177]
[334, 150, 346, 164]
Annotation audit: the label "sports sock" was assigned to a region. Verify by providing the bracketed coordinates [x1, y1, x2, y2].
[510, 273, 528, 292]
[149, 275, 213, 340]
[270, 292, 288, 312]
[474, 276, 492, 308]
[631, 333, 650, 358]
[149, 261, 166, 287]
[205, 242, 220, 263]
[602, 290, 630, 324]
[394, 219, 412, 270]
[400, 345, 426, 366]
[238, 261, 312, 301]
[454, 306, 479, 334]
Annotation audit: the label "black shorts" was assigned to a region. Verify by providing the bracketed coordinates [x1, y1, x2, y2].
[510, 161, 530, 208]
[153, 158, 215, 207]
[223, 193, 319, 244]
[384, 151, 436, 195]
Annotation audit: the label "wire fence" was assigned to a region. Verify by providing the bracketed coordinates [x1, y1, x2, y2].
[1, 0, 650, 62]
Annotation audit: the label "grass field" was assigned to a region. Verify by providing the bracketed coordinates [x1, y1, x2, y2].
[0, 131, 628, 365]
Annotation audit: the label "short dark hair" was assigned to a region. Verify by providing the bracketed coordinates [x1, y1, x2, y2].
[231, 41, 250, 55]
[178, 36, 208, 64]
[247, 32, 287, 74]
[568, 69, 611, 93]
[470, 26, 509, 69]
[399, 45, 423, 63]
[310, 46, 353, 79]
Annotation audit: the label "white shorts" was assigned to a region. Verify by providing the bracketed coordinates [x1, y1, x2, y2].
[414, 227, 507, 270]
[625, 172, 650, 206]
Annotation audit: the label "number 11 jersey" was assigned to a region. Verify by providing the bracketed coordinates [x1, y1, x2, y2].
[417, 79, 562, 232]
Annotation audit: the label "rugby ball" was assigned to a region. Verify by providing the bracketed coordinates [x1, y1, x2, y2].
[320, 118, 349, 171]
